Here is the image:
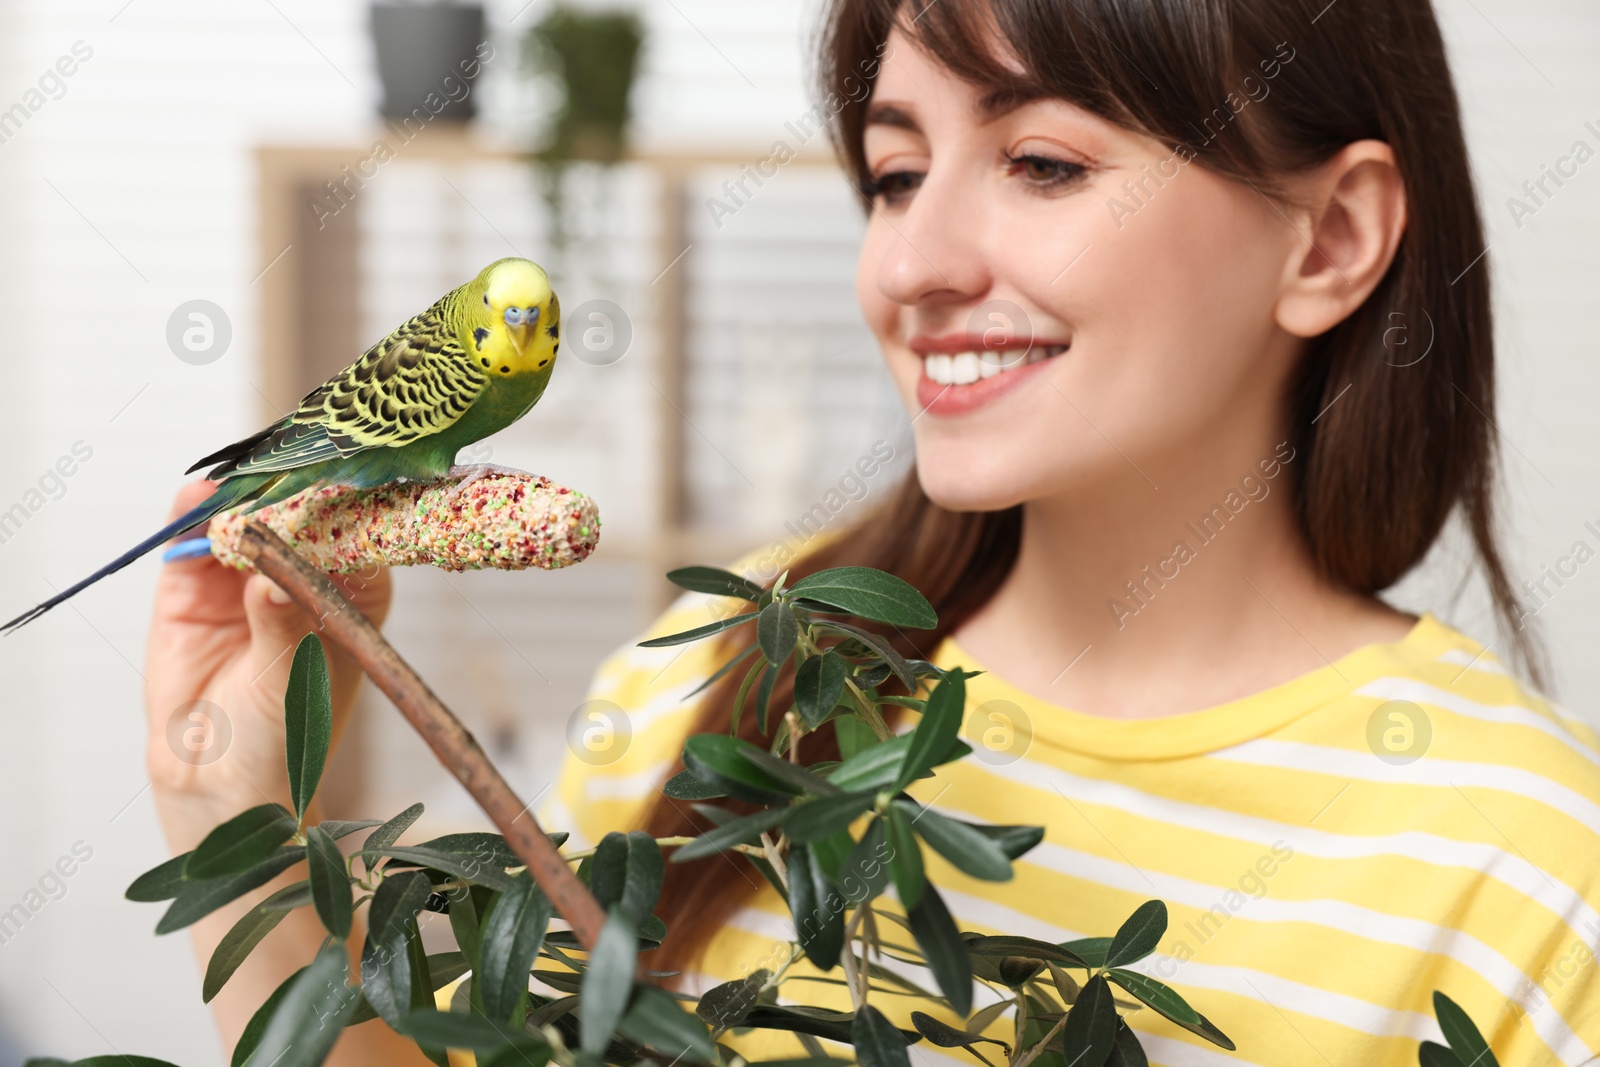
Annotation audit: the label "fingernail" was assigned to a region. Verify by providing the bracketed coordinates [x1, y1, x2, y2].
[264, 579, 293, 605]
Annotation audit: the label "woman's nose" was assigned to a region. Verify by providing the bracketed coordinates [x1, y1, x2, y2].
[872, 168, 992, 309]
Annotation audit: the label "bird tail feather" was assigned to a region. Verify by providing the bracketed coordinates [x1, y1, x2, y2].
[2, 478, 264, 634]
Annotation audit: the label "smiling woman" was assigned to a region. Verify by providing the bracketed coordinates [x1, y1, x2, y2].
[544, 0, 1600, 1064]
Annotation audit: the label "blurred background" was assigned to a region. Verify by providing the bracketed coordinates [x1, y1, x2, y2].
[0, 0, 1593, 1062]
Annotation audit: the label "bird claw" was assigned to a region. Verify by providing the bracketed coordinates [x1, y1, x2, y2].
[446, 463, 531, 499]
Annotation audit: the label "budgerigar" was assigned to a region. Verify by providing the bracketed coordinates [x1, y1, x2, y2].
[3, 257, 560, 632]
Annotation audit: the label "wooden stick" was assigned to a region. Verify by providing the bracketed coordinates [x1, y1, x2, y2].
[238, 521, 609, 953]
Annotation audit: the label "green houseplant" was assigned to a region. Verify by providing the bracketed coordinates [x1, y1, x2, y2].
[29, 526, 1498, 1067]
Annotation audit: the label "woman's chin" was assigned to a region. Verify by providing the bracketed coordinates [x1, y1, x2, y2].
[914, 461, 1033, 514]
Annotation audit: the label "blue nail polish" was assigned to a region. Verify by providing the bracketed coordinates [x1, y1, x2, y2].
[162, 537, 213, 563]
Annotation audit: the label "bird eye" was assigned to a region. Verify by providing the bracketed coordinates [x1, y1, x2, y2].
[483, 294, 490, 306]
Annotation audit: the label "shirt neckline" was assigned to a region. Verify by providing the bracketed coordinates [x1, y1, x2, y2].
[938, 611, 1455, 761]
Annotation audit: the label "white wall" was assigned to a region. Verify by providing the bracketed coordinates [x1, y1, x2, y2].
[0, 1, 1594, 1063]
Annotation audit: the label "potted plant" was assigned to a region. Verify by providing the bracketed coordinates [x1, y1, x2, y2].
[25, 520, 1502, 1067]
[370, 2, 489, 123]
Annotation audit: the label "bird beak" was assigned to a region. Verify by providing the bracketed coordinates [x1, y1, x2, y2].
[512, 323, 533, 353]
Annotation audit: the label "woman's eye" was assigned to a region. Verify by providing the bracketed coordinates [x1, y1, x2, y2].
[1005, 153, 1087, 189]
[865, 169, 923, 205]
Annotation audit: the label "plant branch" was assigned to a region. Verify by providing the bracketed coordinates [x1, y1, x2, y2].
[238, 521, 610, 955]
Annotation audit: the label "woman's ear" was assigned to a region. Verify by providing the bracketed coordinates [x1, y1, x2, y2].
[1274, 140, 1408, 338]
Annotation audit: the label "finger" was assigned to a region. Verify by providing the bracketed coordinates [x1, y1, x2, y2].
[150, 482, 248, 631]
[241, 572, 318, 690]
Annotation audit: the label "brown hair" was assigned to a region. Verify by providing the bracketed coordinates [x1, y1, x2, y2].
[640, 0, 1543, 972]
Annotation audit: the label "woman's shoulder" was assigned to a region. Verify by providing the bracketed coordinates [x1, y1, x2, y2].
[1360, 612, 1600, 770]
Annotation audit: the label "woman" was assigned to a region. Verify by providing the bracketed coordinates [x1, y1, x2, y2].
[145, 0, 1600, 1063]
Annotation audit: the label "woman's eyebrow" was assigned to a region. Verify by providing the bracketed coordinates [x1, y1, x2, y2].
[864, 101, 920, 132]
[977, 86, 1048, 121]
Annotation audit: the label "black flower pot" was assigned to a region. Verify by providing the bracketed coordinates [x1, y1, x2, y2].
[370, 3, 488, 123]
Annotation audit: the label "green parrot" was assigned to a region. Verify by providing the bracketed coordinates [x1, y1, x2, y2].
[3, 256, 560, 632]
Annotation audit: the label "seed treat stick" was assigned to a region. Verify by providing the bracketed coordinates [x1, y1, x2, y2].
[204, 473, 600, 573]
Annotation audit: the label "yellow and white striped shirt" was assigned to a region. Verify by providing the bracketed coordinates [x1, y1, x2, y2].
[543, 590, 1600, 1067]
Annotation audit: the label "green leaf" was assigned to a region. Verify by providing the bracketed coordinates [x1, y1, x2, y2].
[314, 819, 382, 841]
[52, 1058, 187, 1067]
[1419, 1041, 1465, 1067]
[580, 909, 639, 1054]
[835, 715, 876, 762]
[248, 943, 360, 1067]
[363, 802, 425, 854]
[836, 817, 891, 906]
[908, 1012, 1008, 1052]
[884, 804, 925, 910]
[794, 651, 848, 728]
[731, 656, 768, 737]
[738, 1005, 919, 1046]
[1106, 1019, 1150, 1067]
[1434, 991, 1497, 1067]
[1061, 975, 1117, 1067]
[973, 823, 1045, 861]
[815, 621, 917, 691]
[688, 642, 762, 698]
[757, 658, 781, 732]
[362, 870, 434, 1027]
[203, 881, 308, 1002]
[997, 957, 1044, 988]
[672, 807, 789, 863]
[788, 842, 844, 969]
[1105, 969, 1234, 1050]
[789, 568, 938, 629]
[966, 936, 1091, 970]
[126, 853, 191, 902]
[906, 883, 973, 1016]
[305, 825, 352, 939]
[897, 670, 967, 790]
[479, 873, 553, 1025]
[637, 613, 756, 648]
[662, 770, 727, 801]
[851, 1003, 913, 1067]
[618, 984, 716, 1060]
[1105, 900, 1166, 968]
[696, 970, 770, 1029]
[364, 832, 527, 891]
[185, 804, 297, 880]
[667, 566, 765, 601]
[758, 601, 799, 665]
[589, 831, 664, 925]
[682, 734, 800, 805]
[1059, 936, 1111, 969]
[158, 848, 305, 934]
[232, 964, 302, 1067]
[445, 882, 489, 979]
[827, 731, 970, 793]
[900, 803, 1013, 882]
[399, 1009, 545, 1055]
[735, 745, 840, 796]
[284, 634, 333, 823]
[784, 792, 876, 843]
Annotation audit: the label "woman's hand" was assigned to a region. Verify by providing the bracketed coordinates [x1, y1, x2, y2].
[143, 480, 393, 850]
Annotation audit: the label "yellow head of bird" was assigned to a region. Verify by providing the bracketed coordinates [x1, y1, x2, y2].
[476, 258, 559, 373]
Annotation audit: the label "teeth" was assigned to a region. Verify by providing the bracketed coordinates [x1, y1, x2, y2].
[951, 352, 979, 384]
[922, 344, 1067, 384]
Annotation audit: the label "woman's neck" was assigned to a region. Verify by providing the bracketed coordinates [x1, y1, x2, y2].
[951, 438, 1414, 720]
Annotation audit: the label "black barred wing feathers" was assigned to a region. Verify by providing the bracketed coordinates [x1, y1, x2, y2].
[189, 294, 486, 479]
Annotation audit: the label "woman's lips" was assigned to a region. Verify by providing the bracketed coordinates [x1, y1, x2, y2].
[912, 343, 1068, 417]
